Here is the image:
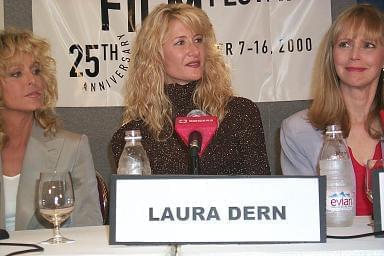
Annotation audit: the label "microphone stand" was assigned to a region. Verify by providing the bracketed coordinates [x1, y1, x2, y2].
[189, 131, 201, 175]
[189, 145, 200, 175]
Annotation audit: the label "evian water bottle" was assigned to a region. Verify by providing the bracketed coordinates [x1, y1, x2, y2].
[319, 124, 356, 227]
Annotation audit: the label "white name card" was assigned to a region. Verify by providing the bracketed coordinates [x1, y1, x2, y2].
[373, 170, 384, 237]
[109, 175, 326, 244]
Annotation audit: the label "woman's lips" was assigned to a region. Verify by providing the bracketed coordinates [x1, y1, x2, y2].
[346, 67, 366, 72]
[186, 61, 200, 68]
[25, 91, 42, 97]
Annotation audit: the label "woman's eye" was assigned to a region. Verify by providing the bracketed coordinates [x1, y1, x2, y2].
[338, 41, 350, 48]
[175, 40, 185, 46]
[194, 36, 204, 43]
[32, 67, 41, 75]
[10, 71, 22, 77]
[364, 42, 376, 48]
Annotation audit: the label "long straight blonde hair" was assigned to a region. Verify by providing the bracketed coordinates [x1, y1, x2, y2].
[308, 4, 384, 138]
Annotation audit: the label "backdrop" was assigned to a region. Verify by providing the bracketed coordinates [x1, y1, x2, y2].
[32, 0, 331, 107]
[0, 0, 3, 29]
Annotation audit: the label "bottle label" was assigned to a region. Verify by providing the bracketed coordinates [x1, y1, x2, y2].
[326, 190, 354, 212]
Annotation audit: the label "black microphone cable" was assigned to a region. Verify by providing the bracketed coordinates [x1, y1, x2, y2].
[0, 229, 44, 255]
[327, 230, 384, 239]
[0, 242, 44, 256]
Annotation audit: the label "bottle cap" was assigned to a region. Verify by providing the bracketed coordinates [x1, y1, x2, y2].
[124, 130, 142, 140]
[325, 124, 342, 134]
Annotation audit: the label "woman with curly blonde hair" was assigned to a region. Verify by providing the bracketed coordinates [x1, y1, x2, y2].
[112, 3, 270, 175]
[280, 4, 384, 216]
[0, 29, 102, 231]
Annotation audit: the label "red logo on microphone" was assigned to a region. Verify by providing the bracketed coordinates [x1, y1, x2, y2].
[175, 115, 218, 156]
[177, 118, 215, 124]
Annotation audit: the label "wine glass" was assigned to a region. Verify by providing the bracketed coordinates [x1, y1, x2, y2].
[38, 171, 75, 244]
[365, 159, 384, 226]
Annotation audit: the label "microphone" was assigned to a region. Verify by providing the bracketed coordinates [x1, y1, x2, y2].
[175, 110, 218, 157]
[175, 110, 218, 175]
[189, 130, 202, 152]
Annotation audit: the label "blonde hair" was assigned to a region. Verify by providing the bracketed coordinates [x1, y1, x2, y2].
[308, 4, 384, 138]
[122, 3, 233, 140]
[0, 29, 58, 148]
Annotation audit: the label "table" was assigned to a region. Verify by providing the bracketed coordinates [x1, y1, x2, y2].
[1, 225, 173, 256]
[180, 216, 384, 256]
[1, 216, 383, 256]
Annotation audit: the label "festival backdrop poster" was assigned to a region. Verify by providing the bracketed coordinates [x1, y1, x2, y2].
[0, 0, 4, 29]
[32, 0, 331, 107]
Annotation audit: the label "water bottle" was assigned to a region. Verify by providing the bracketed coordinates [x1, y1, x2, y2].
[117, 130, 151, 175]
[319, 124, 356, 227]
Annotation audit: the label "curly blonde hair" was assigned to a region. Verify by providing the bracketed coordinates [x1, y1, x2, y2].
[0, 29, 58, 148]
[123, 3, 233, 140]
[308, 4, 384, 138]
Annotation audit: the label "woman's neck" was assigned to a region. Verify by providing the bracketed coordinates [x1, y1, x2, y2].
[1, 112, 34, 176]
[341, 85, 377, 124]
[2, 111, 34, 146]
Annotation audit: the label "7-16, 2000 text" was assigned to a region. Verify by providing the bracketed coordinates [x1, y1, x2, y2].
[219, 37, 313, 56]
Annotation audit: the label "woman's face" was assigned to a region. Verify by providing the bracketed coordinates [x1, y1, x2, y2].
[333, 27, 384, 90]
[162, 19, 206, 85]
[1, 53, 45, 114]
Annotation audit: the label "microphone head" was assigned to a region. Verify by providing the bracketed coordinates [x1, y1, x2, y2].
[187, 109, 206, 117]
[175, 113, 218, 157]
[189, 130, 202, 149]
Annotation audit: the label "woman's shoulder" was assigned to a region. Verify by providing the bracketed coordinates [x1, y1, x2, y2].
[282, 109, 310, 129]
[55, 128, 84, 140]
[227, 96, 260, 113]
[281, 109, 321, 137]
[229, 96, 257, 106]
[55, 128, 82, 138]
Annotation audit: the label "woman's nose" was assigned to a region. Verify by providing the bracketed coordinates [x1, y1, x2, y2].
[350, 46, 361, 61]
[187, 42, 200, 56]
[26, 71, 36, 86]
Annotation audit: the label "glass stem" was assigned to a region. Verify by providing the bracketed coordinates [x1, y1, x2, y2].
[53, 220, 62, 239]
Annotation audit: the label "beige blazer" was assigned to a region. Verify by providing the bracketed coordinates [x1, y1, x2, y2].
[0, 123, 103, 230]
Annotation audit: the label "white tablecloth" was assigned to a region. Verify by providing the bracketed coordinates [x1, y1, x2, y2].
[2, 225, 173, 256]
[1, 216, 383, 256]
[180, 216, 384, 256]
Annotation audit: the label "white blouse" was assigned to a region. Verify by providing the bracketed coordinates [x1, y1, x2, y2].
[3, 174, 20, 231]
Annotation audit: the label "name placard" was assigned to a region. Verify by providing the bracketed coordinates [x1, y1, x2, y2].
[109, 175, 326, 244]
[373, 170, 384, 237]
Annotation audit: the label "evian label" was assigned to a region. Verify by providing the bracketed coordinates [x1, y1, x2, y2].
[326, 190, 354, 212]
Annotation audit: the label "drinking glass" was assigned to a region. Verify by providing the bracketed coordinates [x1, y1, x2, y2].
[38, 171, 75, 244]
[366, 159, 384, 202]
[365, 159, 384, 226]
